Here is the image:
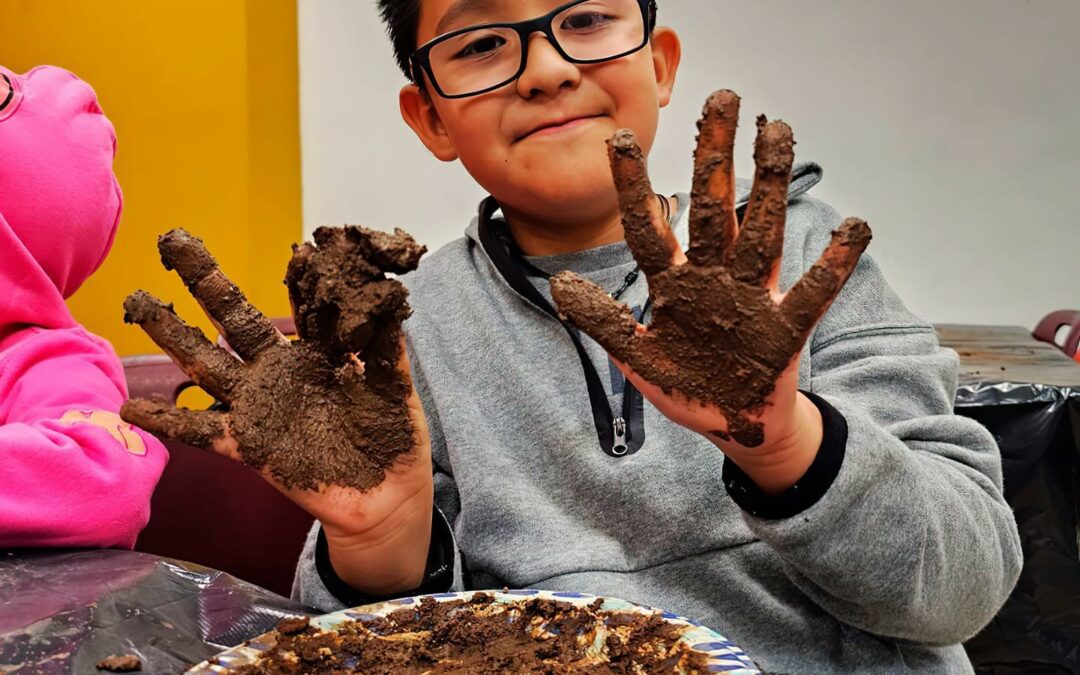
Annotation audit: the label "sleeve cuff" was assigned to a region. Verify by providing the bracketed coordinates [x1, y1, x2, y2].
[722, 391, 848, 520]
[314, 505, 455, 607]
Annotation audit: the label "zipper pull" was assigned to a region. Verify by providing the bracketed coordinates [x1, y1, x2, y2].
[612, 417, 628, 456]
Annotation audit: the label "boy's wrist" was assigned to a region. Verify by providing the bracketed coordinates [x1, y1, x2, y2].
[721, 392, 824, 496]
[722, 391, 849, 520]
[317, 504, 454, 605]
[322, 497, 434, 597]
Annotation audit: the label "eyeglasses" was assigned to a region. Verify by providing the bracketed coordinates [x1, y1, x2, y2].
[410, 0, 652, 99]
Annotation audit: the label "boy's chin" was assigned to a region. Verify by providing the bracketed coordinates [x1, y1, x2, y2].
[511, 154, 615, 200]
[517, 171, 616, 213]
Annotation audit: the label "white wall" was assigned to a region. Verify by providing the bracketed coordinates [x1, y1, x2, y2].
[298, 0, 1079, 328]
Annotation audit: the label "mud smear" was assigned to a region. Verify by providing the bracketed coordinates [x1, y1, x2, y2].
[95, 654, 141, 672]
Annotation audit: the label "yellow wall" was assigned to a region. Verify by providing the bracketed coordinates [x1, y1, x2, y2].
[4, 0, 302, 356]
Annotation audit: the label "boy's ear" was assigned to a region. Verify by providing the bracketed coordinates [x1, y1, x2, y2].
[400, 84, 459, 162]
[650, 27, 682, 108]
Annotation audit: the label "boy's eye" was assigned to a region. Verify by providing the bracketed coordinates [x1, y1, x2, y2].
[560, 11, 615, 32]
[454, 34, 508, 59]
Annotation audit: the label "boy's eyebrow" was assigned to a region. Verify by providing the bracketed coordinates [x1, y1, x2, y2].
[435, 0, 503, 36]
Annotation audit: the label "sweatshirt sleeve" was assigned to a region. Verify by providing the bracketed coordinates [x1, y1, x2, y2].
[0, 327, 168, 549]
[724, 201, 1023, 645]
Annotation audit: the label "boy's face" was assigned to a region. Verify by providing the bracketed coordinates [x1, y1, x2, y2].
[401, 0, 680, 222]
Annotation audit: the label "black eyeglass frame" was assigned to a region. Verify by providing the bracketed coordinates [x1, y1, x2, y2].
[409, 0, 654, 99]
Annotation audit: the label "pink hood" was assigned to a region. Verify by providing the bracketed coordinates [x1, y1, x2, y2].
[0, 66, 166, 550]
[0, 65, 123, 331]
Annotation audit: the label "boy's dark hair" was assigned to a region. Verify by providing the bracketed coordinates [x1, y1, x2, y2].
[377, 0, 659, 81]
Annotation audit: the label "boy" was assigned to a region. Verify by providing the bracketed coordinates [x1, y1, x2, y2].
[122, 1, 1022, 671]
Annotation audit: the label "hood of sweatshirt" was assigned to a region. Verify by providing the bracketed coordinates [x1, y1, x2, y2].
[0, 65, 123, 332]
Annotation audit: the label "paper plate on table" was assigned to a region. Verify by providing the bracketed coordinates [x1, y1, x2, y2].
[186, 589, 761, 673]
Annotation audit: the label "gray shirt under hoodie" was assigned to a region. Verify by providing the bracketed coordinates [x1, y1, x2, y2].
[294, 164, 1022, 674]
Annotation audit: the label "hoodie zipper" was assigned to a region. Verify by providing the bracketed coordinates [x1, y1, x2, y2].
[611, 417, 628, 456]
[477, 196, 647, 457]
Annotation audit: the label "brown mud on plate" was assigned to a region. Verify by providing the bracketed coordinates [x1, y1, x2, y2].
[230, 593, 711, 674]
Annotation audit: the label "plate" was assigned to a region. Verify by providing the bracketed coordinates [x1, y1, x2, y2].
[187, 589, 761, 674]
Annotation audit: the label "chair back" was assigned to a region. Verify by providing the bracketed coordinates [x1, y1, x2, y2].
[1033, 310, 1080, 358]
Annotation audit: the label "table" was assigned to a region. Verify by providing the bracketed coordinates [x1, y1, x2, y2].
[0, 549, 312, 673]
[937, 325, 1080, 674]
[938, 324, 1080, 390]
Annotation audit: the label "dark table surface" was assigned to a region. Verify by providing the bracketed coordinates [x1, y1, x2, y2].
[0, 549, 311, 674]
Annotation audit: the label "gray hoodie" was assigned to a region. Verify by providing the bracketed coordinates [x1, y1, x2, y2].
[294, 164, 1022, 674]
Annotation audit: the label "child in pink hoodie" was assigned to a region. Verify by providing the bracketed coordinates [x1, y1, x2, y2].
[0, 65, 167, 549]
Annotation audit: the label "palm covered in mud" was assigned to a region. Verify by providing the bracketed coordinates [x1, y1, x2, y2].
[120, 226, 432, 533]
[550, 90, 871, 448]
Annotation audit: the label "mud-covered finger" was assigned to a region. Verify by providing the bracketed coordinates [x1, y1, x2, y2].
[339, 280, 410, 352]
[729, 118, 795, 286]
[310, 225, 426, 276]
[158, 228, 285, 361]
[550, 271, 644, 365]
[781, 218, 872, 336]
[357, 319, 411, 400]
[287, 233, 413, 359]
[689, 90, 740, 266]
[608, 129, 681, 276]
[123, 290, 245, 402]
[120, 399, 235, 458]
[339, 226, 427, 274]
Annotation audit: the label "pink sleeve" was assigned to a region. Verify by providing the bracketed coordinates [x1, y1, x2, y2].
[0, 328, 168, 549]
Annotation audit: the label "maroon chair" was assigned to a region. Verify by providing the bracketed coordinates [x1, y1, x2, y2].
[1033, 310, 1080, 358]
[123, 351, 314, 598]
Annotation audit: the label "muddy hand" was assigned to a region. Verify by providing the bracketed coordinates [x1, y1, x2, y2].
[550, 90, 871, 448]
[120, 226, 428, 493]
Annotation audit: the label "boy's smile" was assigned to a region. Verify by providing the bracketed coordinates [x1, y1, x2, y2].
[512, 111, 604, 144]
[400, 0, 681, 251]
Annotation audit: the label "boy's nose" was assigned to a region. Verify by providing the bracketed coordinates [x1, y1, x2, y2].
[515, 33, 581, 99]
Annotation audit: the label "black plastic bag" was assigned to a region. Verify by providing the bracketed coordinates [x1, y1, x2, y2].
[959, 384, 1080, 674]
